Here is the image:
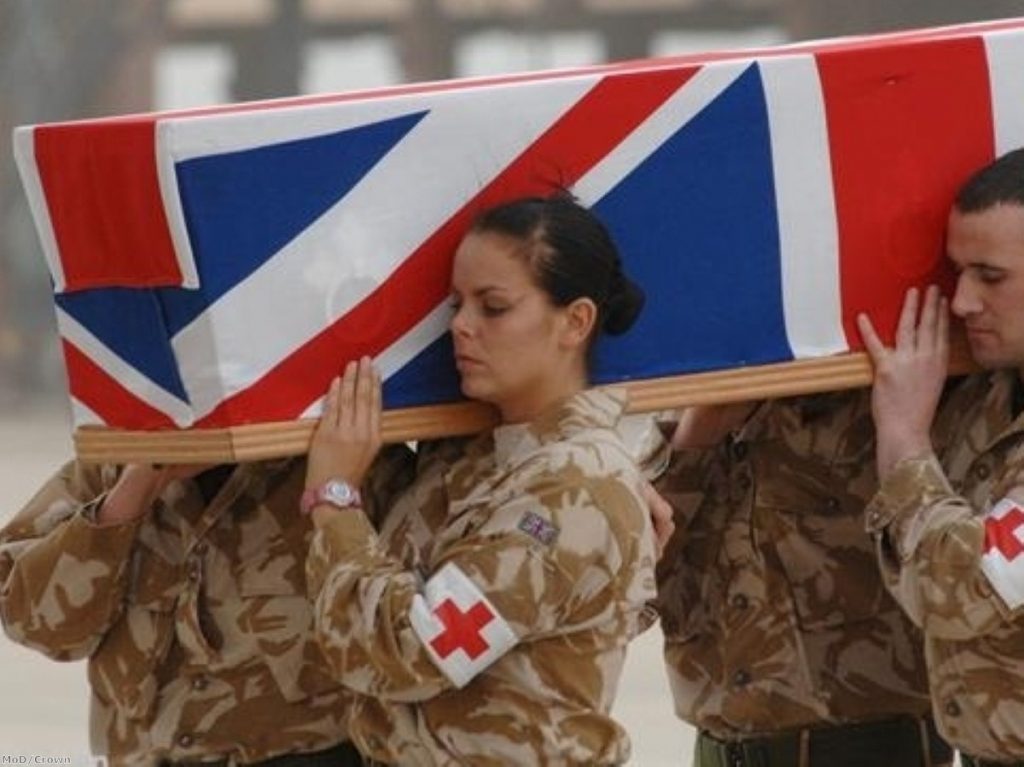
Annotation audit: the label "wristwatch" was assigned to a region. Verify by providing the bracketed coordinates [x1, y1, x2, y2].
[300, 479, 362, 515]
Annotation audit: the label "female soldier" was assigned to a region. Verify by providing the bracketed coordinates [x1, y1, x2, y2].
[301, 195, 658, 766]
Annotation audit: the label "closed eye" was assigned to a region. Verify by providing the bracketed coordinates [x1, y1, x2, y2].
[977, 265, 1007, 284]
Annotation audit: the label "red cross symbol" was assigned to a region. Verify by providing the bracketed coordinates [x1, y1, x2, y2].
[984, 506, 1024, 561]
[429, 599, 495, 660]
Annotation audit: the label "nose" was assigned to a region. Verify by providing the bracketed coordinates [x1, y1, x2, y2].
[449, 304, 472, 339]
[950, 273, 980, 318]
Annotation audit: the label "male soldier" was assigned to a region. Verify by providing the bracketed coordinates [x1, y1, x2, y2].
[655, 391, 952, 766]
[858, 148, 1024, 765]
[0, 457, 406, 766]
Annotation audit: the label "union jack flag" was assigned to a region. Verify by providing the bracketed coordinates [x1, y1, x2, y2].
[13, 18, 1024, 432]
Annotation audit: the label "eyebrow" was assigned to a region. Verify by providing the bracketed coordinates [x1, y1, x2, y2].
[449, 285, 512, 300]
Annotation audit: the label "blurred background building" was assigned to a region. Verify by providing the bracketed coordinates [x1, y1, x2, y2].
[2, 0, 1022, 412]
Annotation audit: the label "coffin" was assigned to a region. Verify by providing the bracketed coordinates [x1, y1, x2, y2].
[14, 18, 1021, 462]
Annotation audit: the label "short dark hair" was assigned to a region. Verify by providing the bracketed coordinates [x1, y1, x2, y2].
[470, 194, 644, 341]
[955, 147, 1024, 213]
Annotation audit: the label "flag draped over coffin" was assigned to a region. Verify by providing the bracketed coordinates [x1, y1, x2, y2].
[13, 18, 1024, 432]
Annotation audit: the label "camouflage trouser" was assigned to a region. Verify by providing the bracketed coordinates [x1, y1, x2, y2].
[693, 716, 952, 767]
[960, 755, 1024, 767]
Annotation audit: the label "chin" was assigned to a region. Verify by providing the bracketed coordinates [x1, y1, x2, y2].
[459, 377, 490, 402]
[970, 349, 1011, 372]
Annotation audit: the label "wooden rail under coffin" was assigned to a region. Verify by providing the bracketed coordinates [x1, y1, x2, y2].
[75, 335, 977, 464]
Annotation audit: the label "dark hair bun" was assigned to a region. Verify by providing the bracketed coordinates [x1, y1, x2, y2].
[603, 277, 645, 335]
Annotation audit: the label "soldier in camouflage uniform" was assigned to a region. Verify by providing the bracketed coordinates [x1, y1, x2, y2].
[300, 195, 661, 766]
[655, 390, 951, 767]
[858, 149, 1024, 766]
[0, 456, 410, 766]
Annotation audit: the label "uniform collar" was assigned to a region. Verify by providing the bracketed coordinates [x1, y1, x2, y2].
[979, 369, 1024, 445]
[491, 387, 628, 470]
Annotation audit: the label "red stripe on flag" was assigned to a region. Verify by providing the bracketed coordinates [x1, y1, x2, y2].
[62, 340, 175, 429]
[35, 121, 182, 292]
[818, 36, 995, 348]
[197, 67, 698, 427]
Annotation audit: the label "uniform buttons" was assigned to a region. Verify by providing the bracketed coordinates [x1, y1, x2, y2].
[867, 510, 882, 527]
[730, 594, 749, 611]
[194, 542, 208, 556]
[177, 733, 194, 748]
[187, 564, 200, 582]
[192, 675, 209, 691]
[973, 463, 991, 481]
[732, 669, 751, 687]
[944, 699, 961, 717]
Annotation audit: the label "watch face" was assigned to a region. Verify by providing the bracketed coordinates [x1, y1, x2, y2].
[324, 480, 355, 506]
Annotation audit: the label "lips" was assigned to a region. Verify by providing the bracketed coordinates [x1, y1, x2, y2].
[965, 326, 997, 345]
[455, 353, 483, 369]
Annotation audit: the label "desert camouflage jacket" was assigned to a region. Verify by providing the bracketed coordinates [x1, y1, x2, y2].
[306, 388, 658, 766]
[656, 389, 932, 739]
[867, 371, 1024, 760]
[0, 456, 408, 766]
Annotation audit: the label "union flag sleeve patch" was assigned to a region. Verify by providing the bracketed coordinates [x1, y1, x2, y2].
[980, 497, 1024, 610]
[409, 562, 519, 688]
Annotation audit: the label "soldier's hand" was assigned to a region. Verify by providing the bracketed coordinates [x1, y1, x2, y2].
[306, 357, 383, 494]
[642, 481, 675, 559]
[857, 285, 949, 478]
[98, 463, 216, 526]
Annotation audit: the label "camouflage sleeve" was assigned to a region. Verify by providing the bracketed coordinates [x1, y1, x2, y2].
[307, 468, 645, 701]
[866, 453, 1018, 639]
[0, 461, 142, 660]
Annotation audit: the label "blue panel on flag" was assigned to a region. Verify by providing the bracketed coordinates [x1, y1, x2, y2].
[592, 64, 791, 381]
[383, 333, 463, 408]
[161, 111, 428, 334]
[56, 289, 189, 402]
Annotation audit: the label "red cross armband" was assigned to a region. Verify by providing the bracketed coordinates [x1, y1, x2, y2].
[980, 497, 1024, 610]
[409, 562, 518, 688]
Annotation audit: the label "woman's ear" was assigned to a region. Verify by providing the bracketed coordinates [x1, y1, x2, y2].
[561, 297, 598, 350]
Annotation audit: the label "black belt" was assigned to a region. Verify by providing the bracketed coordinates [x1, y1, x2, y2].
[162, 740, 365, 767]
[696, 715, 952, 767]
[961, 756, 1024, 767]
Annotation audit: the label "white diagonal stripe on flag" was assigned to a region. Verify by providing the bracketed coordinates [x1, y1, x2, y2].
[575, 59, 749, 204]
[56, 307, 194, 427]
[171, 76, 601, 420]
[299, 299, 454, 419]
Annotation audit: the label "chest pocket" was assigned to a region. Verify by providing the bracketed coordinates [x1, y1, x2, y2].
[90, 550, 180, 720]
[234, 523, 341, 703]
[754, 461, 886, 631]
